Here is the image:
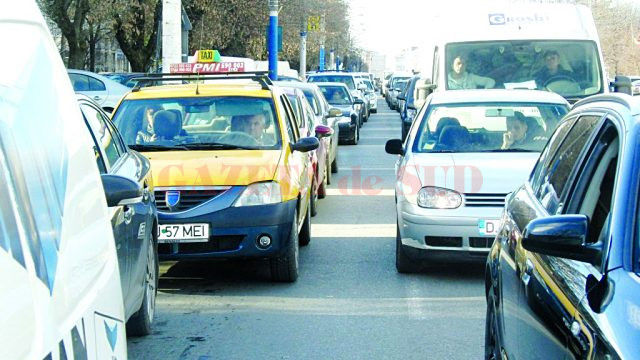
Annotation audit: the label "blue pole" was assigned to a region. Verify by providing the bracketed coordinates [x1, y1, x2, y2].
[268, 1, 278, 80]
[319, 46, 325, 71]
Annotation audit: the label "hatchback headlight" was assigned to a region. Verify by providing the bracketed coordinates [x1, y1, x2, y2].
[417, 186, 462, 209]
[234, 182, 282, 207]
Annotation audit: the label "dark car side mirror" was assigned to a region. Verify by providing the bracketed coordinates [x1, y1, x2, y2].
[101, 174, 143, 207]
[353, 98, 365, 105]
[385, 139, 404, 155]
[522, 215, 602, 265]
[291, 137, 320, 152]
[407, 103, 416, 110]
[328, 108, 342, 117]
[397, 95, 406, 101]
[315, 124, 333, 138]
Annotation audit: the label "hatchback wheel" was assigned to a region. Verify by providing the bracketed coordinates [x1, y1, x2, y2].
[126, 237, 158, 336]
[485, 288, 501, 360]
[395, 223, 420, 273]
[318, 162, 328, 199]
[331, 153, 338, 174]
[310, 179, 318, 217]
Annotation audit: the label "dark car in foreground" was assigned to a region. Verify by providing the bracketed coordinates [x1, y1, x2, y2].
[78, 94, 159, 336]
[485, 93, 640, 359]
[317, 82, 365, 145]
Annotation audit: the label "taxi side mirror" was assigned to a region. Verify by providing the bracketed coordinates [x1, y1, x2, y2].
[291, 137, 319, 152]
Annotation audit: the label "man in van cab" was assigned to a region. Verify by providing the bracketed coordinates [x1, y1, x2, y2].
[534, 50, 574, 88]
[448, 55, 496, 90]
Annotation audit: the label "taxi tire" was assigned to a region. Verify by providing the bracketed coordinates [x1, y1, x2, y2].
[310, 180, 318, 217]
[270, 209, 299, 282]
[395, 223, 420, 274]
[127, 236, 158, 336]
[299, 201, 311, 246]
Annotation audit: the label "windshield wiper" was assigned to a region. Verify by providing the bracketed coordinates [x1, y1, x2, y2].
[427, 149, 455, 153]
[480, 148, 539, 153]
[129, 144, 189, 151]
[182, 143, 257, 150]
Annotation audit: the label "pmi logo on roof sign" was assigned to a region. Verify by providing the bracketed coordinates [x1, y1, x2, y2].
[489, 13, 550, 25]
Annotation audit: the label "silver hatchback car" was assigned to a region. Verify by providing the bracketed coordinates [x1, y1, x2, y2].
[385, 89, 569, 272]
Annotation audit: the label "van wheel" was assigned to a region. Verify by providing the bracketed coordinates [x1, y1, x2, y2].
[299, 200, 311, 246]
[126, 237, 158, 336]
[270, 209, 299, 282]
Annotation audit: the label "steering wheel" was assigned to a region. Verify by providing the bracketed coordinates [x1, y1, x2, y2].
[218, 131, 260, 147]
[544, 75, 581, 93]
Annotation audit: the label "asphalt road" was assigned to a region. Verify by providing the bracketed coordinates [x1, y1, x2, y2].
[128, 98, 487, 360]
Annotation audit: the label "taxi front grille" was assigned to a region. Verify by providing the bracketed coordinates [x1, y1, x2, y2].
[155, 188, 228, 212]
[464, 193, 508, 208]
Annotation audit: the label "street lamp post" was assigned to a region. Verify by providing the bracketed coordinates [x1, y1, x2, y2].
[268, 0, 278, 80]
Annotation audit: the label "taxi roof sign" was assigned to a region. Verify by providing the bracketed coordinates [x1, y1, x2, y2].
[197, 50, 221, 63]
[170, 62, 245, 74]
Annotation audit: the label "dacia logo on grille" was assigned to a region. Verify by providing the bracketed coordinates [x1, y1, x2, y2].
[166, 190, 180, 212]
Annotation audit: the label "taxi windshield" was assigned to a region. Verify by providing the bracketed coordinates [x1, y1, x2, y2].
[111, 96, 281, 150]
[412, 102, 569, 153]
[319, 85, 351, 106]
[445, 40, 603, 98]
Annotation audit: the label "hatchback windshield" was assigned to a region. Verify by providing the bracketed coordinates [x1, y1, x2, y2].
[111, 96, 281, 150]
[412, 102, 569, 153]
[446, 40, 603, 98]
[319, 85, 351, 106]
[308, 75, 356, 90]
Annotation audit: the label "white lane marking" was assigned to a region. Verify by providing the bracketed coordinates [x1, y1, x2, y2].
[156, 295, 486, 318]
[325, 188, 395, 196]
[311, 223, 395, 237]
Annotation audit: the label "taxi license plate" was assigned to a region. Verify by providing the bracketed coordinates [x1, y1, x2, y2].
[478, 219, 500, 236]
[158, 224, 209, 243]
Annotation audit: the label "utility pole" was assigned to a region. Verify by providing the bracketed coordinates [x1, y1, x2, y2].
[268, 0, 279, 80]
[319, 15, 326, 71]
[300, 31, 307, 79]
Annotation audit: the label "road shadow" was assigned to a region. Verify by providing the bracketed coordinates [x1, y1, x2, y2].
[403, 258, 486, 281]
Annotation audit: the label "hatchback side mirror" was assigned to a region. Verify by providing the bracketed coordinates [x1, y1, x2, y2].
[385, 139, 404, 155]
[522, 215, 602, 265]
[101, 174, 143, 207]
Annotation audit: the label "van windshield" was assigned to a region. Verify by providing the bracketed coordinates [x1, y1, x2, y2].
[445, 40, 603, 99]
[412, 102, 569, 153]
[111, 97, 281, 150]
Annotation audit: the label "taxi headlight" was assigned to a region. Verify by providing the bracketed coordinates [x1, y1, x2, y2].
[417, 186, 462, 209]
[234, 182, 282, 207]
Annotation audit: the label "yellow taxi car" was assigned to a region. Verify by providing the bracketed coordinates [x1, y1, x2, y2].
[110, 72, 318, 282]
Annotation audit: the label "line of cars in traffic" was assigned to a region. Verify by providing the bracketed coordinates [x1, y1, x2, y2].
[380, 3, 639, 356]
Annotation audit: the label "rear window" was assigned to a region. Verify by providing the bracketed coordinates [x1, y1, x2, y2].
[112, 96, 281, 150]
[308, 75, 356, 90]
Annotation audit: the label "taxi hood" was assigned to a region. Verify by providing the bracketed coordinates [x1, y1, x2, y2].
[409, 152, 540, 194]
[145, 150, 283, 187]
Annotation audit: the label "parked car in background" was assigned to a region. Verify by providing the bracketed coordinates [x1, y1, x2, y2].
[103, 72, 146, 88]
[279, 85, 334, 216]
[396, 80, 411, 115]
[398, 76, 423, 140]
[0, 2, 127, 358]
[386, 74, 411, 110]
[111, 72, 319, 282]
[68, 69, 130, 113]
[307, 72, 367, 122]
[386, 89, 569, 273]
[362, 79, 378, 114]
[485, 93, 640, 359]
[77, 94, 159, 336]
[276, 81, 341, 175]
[318, 82, 365, 145]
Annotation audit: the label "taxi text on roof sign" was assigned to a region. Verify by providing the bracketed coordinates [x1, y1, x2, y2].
[197, 50, 221, 63]
[169, 62, 246, 74]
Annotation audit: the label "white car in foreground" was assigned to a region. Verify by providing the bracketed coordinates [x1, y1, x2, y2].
[385, 89, 570, 272]
[0, 2, 128, 358]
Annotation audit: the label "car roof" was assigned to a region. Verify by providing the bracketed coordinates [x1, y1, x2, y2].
[314, 82, 349, 88]
[273, 81, 320, 92]
[428, 89, 569, 106]
[573, 93, 640, 117]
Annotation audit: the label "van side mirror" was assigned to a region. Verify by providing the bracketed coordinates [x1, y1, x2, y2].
[612, 75, 632, 95]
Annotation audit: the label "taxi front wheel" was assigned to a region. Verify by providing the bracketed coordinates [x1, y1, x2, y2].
[270, 209, 299, 282]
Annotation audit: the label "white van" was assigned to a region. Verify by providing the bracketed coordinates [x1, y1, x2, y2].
[421, 3, 607, 103]
[0, 1, 127, 358]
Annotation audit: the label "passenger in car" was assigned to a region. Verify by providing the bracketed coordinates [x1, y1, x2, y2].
[135, 104, 163, 143]
[501, 112, 546, 150]
[448, 55, 496, 90]
[152, 110, 182, 142]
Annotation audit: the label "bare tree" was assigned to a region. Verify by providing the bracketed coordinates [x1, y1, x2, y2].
[38, 0, 90, 69]
[111, 0, 162, 72]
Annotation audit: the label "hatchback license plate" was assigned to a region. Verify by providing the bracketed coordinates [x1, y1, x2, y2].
[478, 219, 500, 236]
[158, 224, 209, 243]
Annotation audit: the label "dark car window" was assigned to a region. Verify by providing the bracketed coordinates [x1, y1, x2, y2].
[530, 117, 577, 197]
[279, 95, 298, 142]
[302, 90, 320, 115]
[82, 103, 122, 169]
[69, 73, 89, 91]
[538, 115, 602, 214]
[308, 75, 355, 90]
[88, 76, 106, 91]
[319, 85, 352, 106]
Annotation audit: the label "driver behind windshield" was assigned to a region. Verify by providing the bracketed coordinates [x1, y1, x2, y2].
[534, 50, 574, 88]
[231, 114, 269, 145]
